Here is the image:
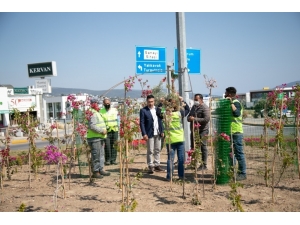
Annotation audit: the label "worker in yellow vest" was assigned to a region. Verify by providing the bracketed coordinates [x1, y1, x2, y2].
[87, 98, 111, 179]
[100, 98, 119, 165]
[225, 86, 247, 181]
[164, 98, 185, 181]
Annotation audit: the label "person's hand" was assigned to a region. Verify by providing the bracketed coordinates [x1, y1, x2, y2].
[226, 97, 232, 102]
[161, 133, 164, 137]
[102, 129, 107, 135]
[188, 116, 194, 121]
[143, 135, 148, 141]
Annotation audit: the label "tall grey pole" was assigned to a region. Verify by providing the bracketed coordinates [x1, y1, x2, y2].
[176, 12, 191, 158]
[167, 64, 172, 95]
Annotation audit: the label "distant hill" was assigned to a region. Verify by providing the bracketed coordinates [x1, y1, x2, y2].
[51, 87, 145, 98]
[273, 81, 300, 88]
[51, 87, 222, 99]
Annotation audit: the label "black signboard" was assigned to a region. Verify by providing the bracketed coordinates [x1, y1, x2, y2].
[28, 61, 57, 78]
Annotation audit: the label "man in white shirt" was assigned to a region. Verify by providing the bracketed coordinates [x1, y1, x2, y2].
[139, 95, 165, 174]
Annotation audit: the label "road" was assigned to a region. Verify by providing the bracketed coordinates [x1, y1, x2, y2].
[6, 120, 298, 151]
[9, 140, 67, 151]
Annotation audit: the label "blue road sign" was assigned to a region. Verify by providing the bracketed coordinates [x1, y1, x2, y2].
[135, 46, 166, 75]
[174, 49, 201, 74]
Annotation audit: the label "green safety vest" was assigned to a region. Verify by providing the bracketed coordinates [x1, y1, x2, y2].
[87, 108, 107, 139]
[99, 107, 119, 132]
[164, 111, 184, 144]
[231, 99, 243, 134]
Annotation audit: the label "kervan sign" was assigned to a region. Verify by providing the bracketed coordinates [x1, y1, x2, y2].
[27, 61, 57, 78]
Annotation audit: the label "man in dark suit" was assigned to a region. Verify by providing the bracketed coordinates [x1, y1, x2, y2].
[140, 94, 165, 174]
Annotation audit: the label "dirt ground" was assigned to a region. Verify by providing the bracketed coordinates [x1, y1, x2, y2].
[1, 148, 300, 213]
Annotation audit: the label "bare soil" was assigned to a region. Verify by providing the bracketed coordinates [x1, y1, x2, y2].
[1, 148, 300, 212]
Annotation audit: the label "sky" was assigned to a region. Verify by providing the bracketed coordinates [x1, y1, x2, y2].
[1, 1, 300, 97]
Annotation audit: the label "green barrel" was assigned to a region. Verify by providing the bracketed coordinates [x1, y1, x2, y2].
[214, 99, 232, 184]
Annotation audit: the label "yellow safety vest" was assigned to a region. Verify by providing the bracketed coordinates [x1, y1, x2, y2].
[99, 107, 119, 132]
[87, 108, 107, 139]
[164, 111, 184, 144]
[231, 99, 243, 134]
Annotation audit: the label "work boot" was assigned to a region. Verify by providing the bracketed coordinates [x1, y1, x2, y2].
[92, 171, 103, 179]
[236, 174, 247, 181]
[148, 166, 154, 174]
[99, 170, 110, 176]
[198, 164, 208, 171]
[154, 166, 165, 172]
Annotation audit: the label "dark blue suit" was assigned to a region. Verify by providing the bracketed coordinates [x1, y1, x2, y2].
[139, 106, 164, 138]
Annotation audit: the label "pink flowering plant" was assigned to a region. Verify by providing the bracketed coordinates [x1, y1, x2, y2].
[0, 136, 12, 181]
[44, 145, 67, 165]
[259, 83, 300, 202]
[12, 106, 43, 181]
[66, 94, 93, 181]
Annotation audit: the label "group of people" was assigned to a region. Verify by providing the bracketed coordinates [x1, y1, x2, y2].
[139, 87, 247, 182]
[86, 86, 247, 182]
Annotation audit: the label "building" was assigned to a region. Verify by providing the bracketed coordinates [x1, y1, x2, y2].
[43, 93, 89, 122]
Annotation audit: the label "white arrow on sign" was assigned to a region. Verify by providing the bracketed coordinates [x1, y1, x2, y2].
[138, 51, 141, 58]
[138, 65, 142, 71]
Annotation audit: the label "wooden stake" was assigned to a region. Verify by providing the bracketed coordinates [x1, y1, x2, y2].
[56, 121, 65, 199]
[125, 139, 130, 211]
[27, 111, 31, 188]
[119, 141, 124, 204]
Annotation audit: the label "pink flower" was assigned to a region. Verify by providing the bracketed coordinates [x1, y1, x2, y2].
[194, 123, 201, 128]
[220, 132, 230, 142]
[44, 145, 67, 164]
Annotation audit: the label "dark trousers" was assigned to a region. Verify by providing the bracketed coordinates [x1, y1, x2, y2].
[190, 129, 209, 165]
[105, 131, 118, 163]
[87, 138, 105, 172]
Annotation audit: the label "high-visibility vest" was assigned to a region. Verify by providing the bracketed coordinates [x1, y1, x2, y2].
[164, 111, 184, 144]
[87, 108, 107, 139]
[231, 99, 243, 134]
[99, 107, 119, 132]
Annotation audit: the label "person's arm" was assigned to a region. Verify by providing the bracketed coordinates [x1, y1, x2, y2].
[158, 116, 164, 137]
[156, 107, 163, 119]
[194, 105, 210, 125]
[88, 113, 106, 134]
[187, 105, 195, 122]
[139, 109, 147, 137]
[232, 102, 241, 117]
[183, 102, 190, 117]
[180, 109, 185, 118]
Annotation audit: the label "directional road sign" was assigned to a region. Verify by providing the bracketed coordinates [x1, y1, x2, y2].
[174, 48, 201, 74]
[135, 46, 166, 75]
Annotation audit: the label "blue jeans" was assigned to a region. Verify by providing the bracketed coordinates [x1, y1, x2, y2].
[232, 133, 246, 175]
[87, 138, 105, 172]
[166, 142, 185, 180]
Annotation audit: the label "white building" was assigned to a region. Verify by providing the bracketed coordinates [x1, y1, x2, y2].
[43, 94, 89, 122]
[0, 86, 43, 127]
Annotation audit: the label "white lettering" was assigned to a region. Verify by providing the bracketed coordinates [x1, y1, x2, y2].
[29, 67, 51, 73]
[144, 50, 159, 60]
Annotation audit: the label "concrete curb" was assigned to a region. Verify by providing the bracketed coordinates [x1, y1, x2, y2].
[11, 139, 28, 144]
[10, 137, 47, 145]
